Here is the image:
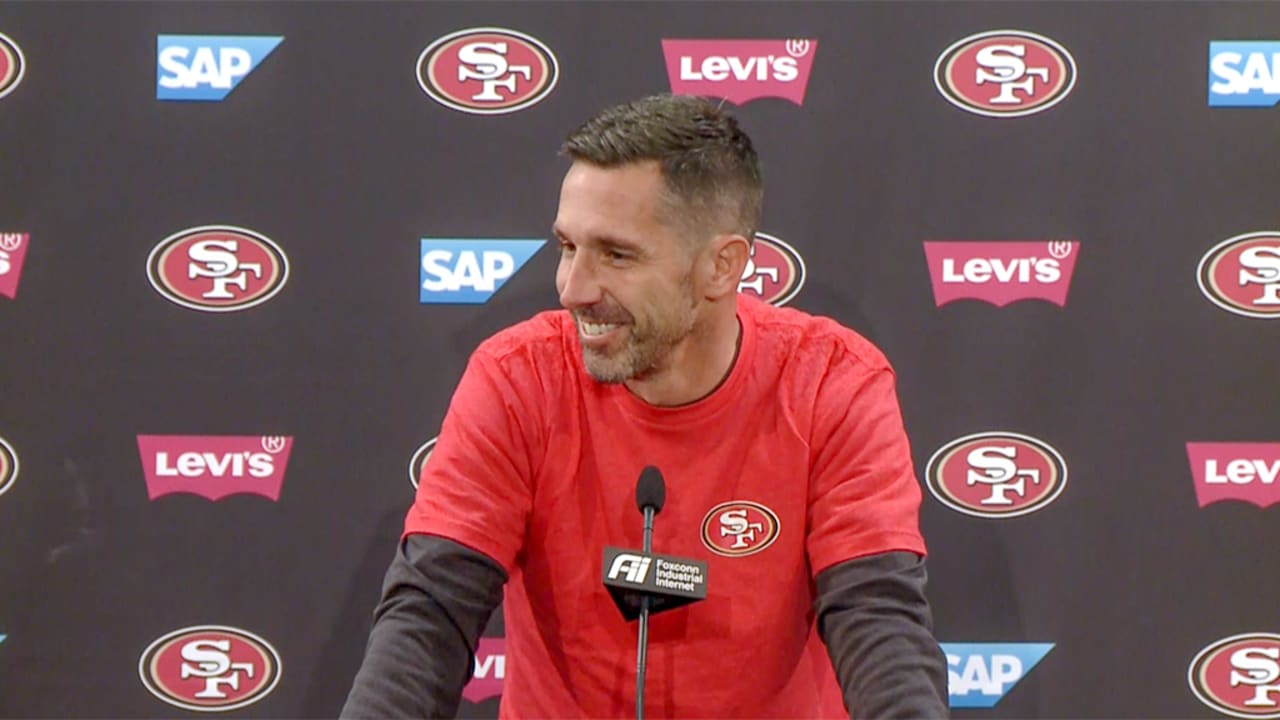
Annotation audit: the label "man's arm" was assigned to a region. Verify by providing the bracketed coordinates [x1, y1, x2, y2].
[816, 550, 948, 719]
[341, 534, 506, 719]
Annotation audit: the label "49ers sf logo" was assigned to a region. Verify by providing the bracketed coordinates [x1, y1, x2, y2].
[1198, 232, 1280, 319]
[934, 30, 1076, 117]
[0, 32, 25, 100]
[701, 500, 780, 556]
[1189, 633, 1280, 719]
[408, 436, 438, 489]
[147, 225, 289, 312]
[0, 435, 18, 498]
[417, 27, 558, 115]
[926, 432, 1067, 518]
[139, 625, 282, 712]
[739, 232, 805, 306]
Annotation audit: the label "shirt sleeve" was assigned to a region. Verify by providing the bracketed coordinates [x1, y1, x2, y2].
[403, 345, 540, 573]
[806, 354, 927, 576]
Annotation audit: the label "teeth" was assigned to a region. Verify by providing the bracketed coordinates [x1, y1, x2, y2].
[580, 320, 619, 337]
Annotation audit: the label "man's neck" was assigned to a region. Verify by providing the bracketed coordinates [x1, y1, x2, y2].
[624, 312, 742, 408]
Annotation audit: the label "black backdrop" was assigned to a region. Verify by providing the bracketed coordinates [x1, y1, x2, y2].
[2, 2, 1279, 718]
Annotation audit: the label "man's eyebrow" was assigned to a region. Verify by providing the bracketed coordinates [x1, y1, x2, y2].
[551, 227, 644, 252]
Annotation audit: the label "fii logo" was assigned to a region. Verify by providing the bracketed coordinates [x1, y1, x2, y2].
[420, 239, 545, 304]
[1190, 633, 1280, 718]
[924, 241, 1079, 307]
[942, 643, 1054, 708]
[0, 232, 30, 300]
[1187, 443, 1280, 509]
[662, 39, 818, 106]
[1210, 42, 1280, 107]
[157, 35, 283, 101]
[137, 435, 293, 502]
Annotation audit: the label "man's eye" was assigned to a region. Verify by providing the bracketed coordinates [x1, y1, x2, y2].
[607, 250, 628, 261]
[559, 242, 575, 254]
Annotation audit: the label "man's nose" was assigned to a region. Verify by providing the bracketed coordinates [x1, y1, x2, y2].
[557, 253, 603, 309]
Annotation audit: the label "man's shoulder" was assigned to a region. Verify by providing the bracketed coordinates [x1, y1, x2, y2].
[474, 308, 576, 369]
[744, 296, 891, 375]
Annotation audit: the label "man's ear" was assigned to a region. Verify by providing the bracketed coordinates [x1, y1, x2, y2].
[704, 233, 750, 300]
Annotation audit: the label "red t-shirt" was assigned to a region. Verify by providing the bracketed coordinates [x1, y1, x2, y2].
[405, 294, 927, 718]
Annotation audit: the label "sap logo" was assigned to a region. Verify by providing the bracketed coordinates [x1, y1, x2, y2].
[0, 634, 5, 644]
[1187, 442, 1280, 509]
[1209, 42, 1280, 107]
[420, 239, 545, 304]
[157, 35, 283, 101]
[607, 554, 653, 583]
[941, 643, 1054, 708]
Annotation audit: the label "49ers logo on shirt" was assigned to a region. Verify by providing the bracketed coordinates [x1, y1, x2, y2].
[701, 501, 780, 556]
[417, 27, 558, 115]
[739, 233, 806, 306]
[147, 225, 289, 312]
[934, 30, 1076, 117]
[1189, 633, 1280, 719]
[0, 435, 17, 498]
[926, 432, 1067, 518]
[0, 33, 25, 100]
[408, 436, 438, 489]
[1198, 232, 1280, 318]
[139, 625, 281, 712]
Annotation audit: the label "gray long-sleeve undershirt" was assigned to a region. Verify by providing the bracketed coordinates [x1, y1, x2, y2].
[341, 534, 948, 719]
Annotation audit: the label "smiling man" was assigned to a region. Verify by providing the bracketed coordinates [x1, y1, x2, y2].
[342, 95, 948, 719]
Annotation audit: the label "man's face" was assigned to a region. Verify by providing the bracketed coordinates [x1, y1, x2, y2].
[553, 161, 702, 384]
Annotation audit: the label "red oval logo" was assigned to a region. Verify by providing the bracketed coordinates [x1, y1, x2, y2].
[739, 233, 805, 306]
[408, 436, 438, 489]
[138, 625, 282, 712]
[0, 435, 17, 498]
[0, 33, 25, 100]
[1198, 232, 1280, 319]
[700, 500, 780, 557]
[417, 27, 558, 115]
[934, 30, 1076, 117]
[1189, 633, 1280, 719]
[147, 226, 289, 312]
[926, 432, 1067, 518]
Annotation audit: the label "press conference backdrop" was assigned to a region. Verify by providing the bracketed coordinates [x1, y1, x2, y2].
[2, 1, 1279, 717]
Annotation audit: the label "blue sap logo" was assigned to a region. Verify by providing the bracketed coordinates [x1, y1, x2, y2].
[941, 643, 1054, 708]
[1209, 42, 1280, 107]
[420, 239, 545, 304]
[157, 35, 284, 101]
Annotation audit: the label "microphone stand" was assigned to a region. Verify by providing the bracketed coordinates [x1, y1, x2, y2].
[636, 504, 655, 720]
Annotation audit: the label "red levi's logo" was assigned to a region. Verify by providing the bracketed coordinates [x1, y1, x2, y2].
[417, 27, 558, 115]
[663, 39, 817, 105]
[0, 232, 29, 299]
[147, 226, 289, 312]
[934, 30, 1076, 117]
[738, 232, 806, 306]
[139, 625, 282, 712]
[1189, 633, 1280, 719]
[924, 241, 1079, 307]
[1187, 443, 1280, 509]
[926, 432, 1068, 518]
[462, 637, 505, 703]
[137, 435, 293, 501]
[1198, 232, 1280, 319]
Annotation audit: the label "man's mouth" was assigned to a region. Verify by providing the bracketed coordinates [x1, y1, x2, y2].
[579, 319, 622, 337]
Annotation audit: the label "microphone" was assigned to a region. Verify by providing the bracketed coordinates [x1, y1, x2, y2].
[601, 466, 709, 720]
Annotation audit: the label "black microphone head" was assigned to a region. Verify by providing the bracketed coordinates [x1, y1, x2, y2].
[635, 466, 665, 514]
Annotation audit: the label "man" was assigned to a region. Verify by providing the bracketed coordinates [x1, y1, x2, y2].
[342, 94, 948, 718]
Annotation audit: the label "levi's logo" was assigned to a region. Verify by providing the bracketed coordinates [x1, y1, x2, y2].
[1187, 443, 1280, 509]
[0, 232, 30, 299]
[462, 637, 506, 703]
[137, 435, 293, 501]
[924, 241, 1079, 307]
[663, 39, 817, 105]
